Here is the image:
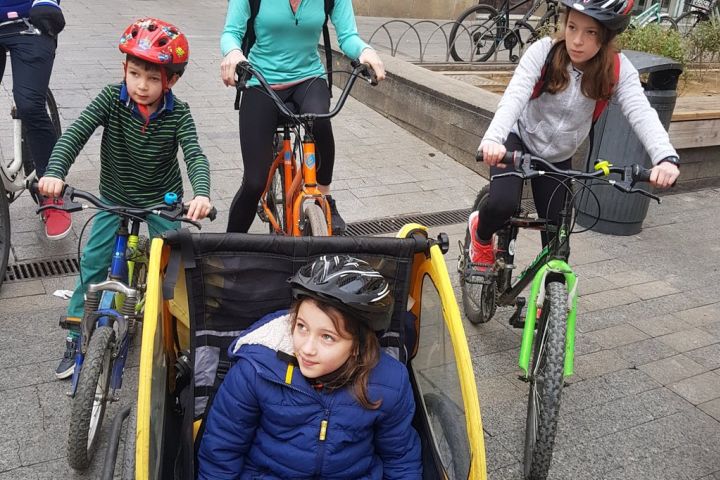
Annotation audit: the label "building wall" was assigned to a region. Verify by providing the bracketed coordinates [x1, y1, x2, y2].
[352, 0, 479, 19]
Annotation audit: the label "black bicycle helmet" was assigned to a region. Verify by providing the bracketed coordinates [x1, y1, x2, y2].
[290, 255, 394, 332]
[561, 0, 634, 32]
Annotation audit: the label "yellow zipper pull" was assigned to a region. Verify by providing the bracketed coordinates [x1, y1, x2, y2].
[319, 420, 328, 441]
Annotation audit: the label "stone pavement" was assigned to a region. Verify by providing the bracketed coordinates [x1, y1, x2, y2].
[0, 0, 718, 478]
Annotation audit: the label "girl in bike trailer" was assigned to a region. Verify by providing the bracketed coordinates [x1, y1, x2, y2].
[37, 18, 213, 379]
[198, 255, 422, 479]
[219, 0, 386, 235]
[470, 0, 680, 270]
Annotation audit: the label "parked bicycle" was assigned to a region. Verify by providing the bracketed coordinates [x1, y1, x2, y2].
[458, 152, 659, 479]
[449, 0, 561, 62]
[31, 183, 215, 470]
[235, 60, 376, 236]
[628, 1, 678, 30]
[675, 0, 718, 36]
[0, 18, 61, 288]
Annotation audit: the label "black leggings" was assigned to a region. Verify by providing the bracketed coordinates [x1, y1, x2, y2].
[227, 78, 334, 233]
[477, 133, 572, 247]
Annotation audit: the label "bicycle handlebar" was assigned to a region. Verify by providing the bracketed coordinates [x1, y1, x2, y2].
[234, 60, 376, 123]
[30, 182, 217, 229]
[476, 150, 661, 203]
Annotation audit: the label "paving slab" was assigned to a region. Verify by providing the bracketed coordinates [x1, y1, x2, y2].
[0, 1, 719, 479]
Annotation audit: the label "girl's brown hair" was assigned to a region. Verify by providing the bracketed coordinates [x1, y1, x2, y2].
[545, 9, 619, 101]
[290, 298, 382, 410]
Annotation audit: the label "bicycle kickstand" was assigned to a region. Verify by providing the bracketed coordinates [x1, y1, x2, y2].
[508, 296, 526, 328]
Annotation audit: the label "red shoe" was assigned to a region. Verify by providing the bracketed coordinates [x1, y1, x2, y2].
[41, 197, 72, 240]
[468, 211, 495, 271]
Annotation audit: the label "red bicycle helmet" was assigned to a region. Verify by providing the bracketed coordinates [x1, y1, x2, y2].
[561, 0, 635, 32]
[119, 18, 189, 79]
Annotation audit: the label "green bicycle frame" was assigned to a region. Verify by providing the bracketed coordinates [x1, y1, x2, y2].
[518, 259, 578, 378]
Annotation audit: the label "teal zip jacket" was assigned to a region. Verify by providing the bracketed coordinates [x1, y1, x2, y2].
[221, 0, 369, 85]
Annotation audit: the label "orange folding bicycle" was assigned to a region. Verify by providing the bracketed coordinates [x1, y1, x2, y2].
[235, 61, 375, 236]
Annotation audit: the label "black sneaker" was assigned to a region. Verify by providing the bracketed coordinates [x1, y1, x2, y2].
[325, 195, 346, 235]
[55, 334, 78, 380]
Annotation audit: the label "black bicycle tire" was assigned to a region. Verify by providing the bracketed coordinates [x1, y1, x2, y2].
[67, 325, 116, 470]
[120, 406, 136, 480]
[266, 163, 287, 234]
[449, 4, 501, 62]
[657, 13, 678, 30]
[675, 10, 707, 36]
[424, 392, 472, 479]
[523, 281, 567, 480]
[0, 181, 10, 290]
[21, 89, 61, 177]
[304, 203, 329, 236]
[461, 185, 497, 324]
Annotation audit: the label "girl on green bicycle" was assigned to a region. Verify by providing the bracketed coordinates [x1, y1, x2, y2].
[470, 0, 680, 269]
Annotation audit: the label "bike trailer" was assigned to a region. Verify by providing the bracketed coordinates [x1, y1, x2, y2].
[104, 225, 487, 479]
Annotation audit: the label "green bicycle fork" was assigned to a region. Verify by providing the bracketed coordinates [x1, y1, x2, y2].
[518, 259, 578, 378]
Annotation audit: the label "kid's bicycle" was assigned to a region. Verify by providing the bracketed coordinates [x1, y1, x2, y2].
[235, 61, 376, 236]
[448, 0, 561, 63]
[458, 152, 660, 480]
[32, 183, 215, 470]
[0, 18, 61, 288]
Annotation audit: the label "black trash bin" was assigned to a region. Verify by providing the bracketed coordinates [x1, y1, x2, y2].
[575, 51, 682, 235]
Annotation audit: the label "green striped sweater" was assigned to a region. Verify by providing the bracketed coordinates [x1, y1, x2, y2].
[45, 84, 211, 207]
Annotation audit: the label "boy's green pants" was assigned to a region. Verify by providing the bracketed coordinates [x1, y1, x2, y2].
[66, 209, 178, 326]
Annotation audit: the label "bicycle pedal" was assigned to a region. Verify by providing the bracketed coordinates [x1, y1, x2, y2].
[256, 204, 268, 222]
[518, 375, 530, 383]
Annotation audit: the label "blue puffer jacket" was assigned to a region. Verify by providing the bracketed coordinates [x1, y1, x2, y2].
[197, 310, 423, 480]
[1, 1, 60, 22]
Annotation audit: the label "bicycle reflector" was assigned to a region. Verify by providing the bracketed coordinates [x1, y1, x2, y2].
[164, 192, 179, 205]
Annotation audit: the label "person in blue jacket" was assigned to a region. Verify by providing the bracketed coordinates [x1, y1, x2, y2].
[219, 0, 386, 235]
[0, 0, 72, 240]
[197, 255, 422, 479]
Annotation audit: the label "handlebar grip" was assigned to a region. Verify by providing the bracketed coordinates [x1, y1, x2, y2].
[235, 61, 252, 90]
[475, 150, 518, 165]
[632, 165, 652, 183]
[208, 207, 217, 221]
[28, 180, 39, 195]
[350, 60, 378, 86]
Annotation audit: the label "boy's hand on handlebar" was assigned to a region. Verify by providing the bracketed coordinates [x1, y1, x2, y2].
[38, 176, 65, 198]
[358, 48, 385, 82]
[650, 161, 679, 189]
[186, 195, 213, 221]
[221, 49, 247, 87]
[478, 141, 507, 169]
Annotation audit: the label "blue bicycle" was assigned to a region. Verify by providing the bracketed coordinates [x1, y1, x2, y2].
[34, 184, 215, 470]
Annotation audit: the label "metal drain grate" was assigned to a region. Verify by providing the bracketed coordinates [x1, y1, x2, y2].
[345, 208, 473, 237]
[345, 199, 537, 237]
[4, 257, 79, 283]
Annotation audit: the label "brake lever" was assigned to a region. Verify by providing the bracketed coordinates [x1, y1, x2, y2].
[350, 60, 378, 86]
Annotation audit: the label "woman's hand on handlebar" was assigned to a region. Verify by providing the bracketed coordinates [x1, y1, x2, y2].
[650, 161, 679, 189]
[37, 176, 65, 198]
[221, 49, 247, 87]
[186, 195, 213, 221]
[358, 48, 385, 82]
[478, 140, 507, 169]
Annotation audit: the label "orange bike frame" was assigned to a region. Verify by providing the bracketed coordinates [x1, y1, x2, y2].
[260, 127, 332, 236]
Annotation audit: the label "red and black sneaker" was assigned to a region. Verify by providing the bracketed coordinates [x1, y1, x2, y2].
[41, 197, 72, 240]
[468, 211, 495, 271]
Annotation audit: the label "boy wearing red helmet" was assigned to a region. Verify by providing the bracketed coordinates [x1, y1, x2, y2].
[38, 18, 213, 379]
